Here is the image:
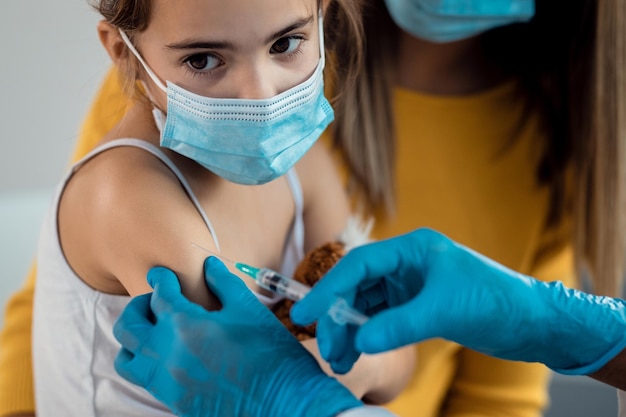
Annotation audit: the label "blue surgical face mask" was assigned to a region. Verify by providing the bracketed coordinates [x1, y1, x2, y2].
[120, 13, 333, 185]
[384, 0, 535, 43]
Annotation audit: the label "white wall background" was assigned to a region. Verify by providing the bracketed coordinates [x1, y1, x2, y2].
[0, 0, 110, 192]
[0, 0, 111, 323]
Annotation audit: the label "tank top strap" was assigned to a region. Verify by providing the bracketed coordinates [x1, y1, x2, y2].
[281, 168, 305, 271]
[284, 168, 305, 260]
[73, 138, 220, 251]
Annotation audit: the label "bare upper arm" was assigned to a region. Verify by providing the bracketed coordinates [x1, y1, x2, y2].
[58, 146, 219, 308]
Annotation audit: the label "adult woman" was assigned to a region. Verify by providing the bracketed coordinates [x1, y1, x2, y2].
[331, 1, 624, 415]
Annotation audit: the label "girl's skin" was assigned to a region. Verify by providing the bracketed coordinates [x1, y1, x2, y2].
[57, 0, 413, 404]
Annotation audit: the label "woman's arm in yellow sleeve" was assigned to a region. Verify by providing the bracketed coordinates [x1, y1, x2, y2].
[0, 66, 126, 417]
[0, 265, 37, 417]
[443, 349, 550, 417]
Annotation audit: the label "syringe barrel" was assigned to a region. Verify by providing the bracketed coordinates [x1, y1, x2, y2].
[256, 268, 369, 326]
[257, 269, 311, 301]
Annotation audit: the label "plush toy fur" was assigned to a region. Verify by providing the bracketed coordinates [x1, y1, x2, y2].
[272, 216, 373, 340]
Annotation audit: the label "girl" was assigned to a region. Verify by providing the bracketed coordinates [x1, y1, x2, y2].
[29, 0, 413, 415]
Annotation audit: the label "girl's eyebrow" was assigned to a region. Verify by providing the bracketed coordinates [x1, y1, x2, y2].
[164, 15, 315, 51]
[165, 39, 232, 51]
[263, 15, 314, 44]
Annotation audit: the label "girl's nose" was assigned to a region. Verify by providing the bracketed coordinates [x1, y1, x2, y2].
[232, 64, 278, 99]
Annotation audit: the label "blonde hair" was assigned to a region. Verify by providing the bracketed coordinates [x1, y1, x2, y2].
[333, 0, 626, 296]
[330, 0, 398, 214]
[577, 1, 626, 296]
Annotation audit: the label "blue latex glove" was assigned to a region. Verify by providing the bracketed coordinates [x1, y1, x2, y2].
[114, 257, 362, 417]
[291, 228, 626, 375]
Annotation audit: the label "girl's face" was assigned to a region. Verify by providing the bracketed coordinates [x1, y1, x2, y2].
[133, 0, 321, 102]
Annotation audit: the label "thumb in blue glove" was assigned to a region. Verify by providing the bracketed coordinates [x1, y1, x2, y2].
[291, 228, 626, 376]
[114, 256, 362, 417]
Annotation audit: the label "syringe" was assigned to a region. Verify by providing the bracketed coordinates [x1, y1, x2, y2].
[235, 262, 369, 326]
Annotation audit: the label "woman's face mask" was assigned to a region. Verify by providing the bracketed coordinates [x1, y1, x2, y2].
[119, 12, 333, 186]
[384, 0, 535, 43]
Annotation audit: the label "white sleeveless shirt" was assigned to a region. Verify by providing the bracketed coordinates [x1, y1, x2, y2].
[32, 139, 305, 416]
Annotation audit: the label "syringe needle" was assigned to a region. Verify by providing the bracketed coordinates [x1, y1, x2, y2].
[189, 242, 236, 266]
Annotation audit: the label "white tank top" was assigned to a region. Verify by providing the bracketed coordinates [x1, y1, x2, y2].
[32, 138, 305, 416]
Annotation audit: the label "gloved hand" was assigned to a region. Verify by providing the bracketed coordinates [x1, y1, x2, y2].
[291, 228, 626, 376]
[114, 256, 362, 417]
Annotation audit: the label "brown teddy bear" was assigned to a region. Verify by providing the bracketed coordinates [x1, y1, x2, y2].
[271, 216, 373, 340]
[271, 241, 347, 340]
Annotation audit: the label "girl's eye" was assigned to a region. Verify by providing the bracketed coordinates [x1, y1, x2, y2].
[270, 36, 303, 55]
[184, 53, 222, 72]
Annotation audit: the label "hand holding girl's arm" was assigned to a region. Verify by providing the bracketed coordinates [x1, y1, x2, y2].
[114, 258, 362, 417]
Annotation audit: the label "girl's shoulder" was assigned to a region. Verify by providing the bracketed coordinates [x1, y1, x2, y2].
[69, 139, 183, 203]
[57, 138, 211, 292]
[76, 99, 199, 218]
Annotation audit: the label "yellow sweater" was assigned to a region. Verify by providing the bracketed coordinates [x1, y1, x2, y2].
[0, 69, 574, 416]
[378, 84, 574, 416]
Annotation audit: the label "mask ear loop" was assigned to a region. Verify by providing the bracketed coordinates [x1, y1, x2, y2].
[118, 29, 168, 130]
[118, 29, 168, 92]
[317, 8, 326, 67]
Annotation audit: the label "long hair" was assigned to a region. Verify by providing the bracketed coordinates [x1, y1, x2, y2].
[486, 0, 626, 296]
[333, 0, 626, 296]
[331, 0, 398, 214]
[579, 1, 626, 296]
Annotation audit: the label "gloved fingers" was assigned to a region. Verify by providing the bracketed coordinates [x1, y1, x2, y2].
[113, 293, 154, 353]
[292, 235, 415, 325]
[147, 265, 182, 292]
[203, 256, 256, 308]
[316, 313, 361, 374]
[355, 298, 435, 354]
[114, 347, 154, 388]
[355, 281, 390, 316]
[146, 266, 189, 316]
